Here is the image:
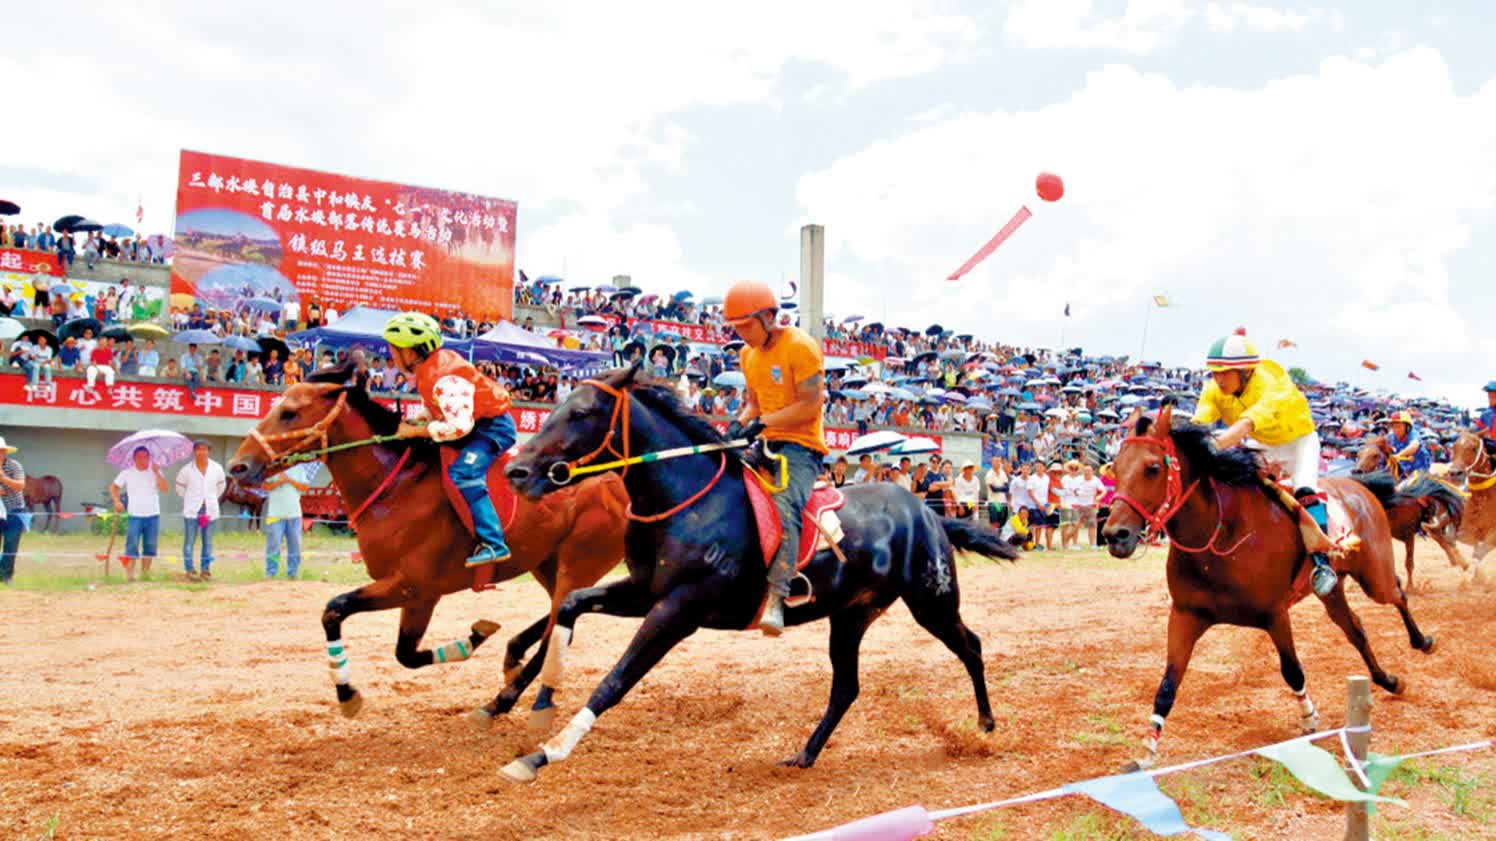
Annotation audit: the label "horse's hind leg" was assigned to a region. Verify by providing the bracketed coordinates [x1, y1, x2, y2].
[1317, 586, 1405, 692]
[1265, 612, 1319, 733]
[906, 599, 995, 732]
[393, 599, 504, 671]
[472, 615, 550, 725]
[1347, 558, 1435, 655]
[784, 605, 879, 769]
[322, 576, 420, 717]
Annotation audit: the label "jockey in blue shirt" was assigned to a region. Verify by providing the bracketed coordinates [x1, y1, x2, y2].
[1477, 380, 1496, 458]
[1384, 411, 1431, 478]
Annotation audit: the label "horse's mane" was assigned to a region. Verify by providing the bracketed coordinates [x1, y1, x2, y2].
[1352, 470, 1399, 507]
[1132, 415, 1265, 487]
[305, 364, 436, 458]
[615, 370, 748, 475]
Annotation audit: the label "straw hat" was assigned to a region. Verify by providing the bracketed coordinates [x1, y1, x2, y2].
[0, 436, 17, 454]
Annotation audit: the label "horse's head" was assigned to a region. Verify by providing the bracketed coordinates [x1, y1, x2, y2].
[228, 380, 352, 483]
[506, 363, 642, 500]
[1101, 403, 1184, 558]
[1448, 430, 1486, 481]
[1355, 435, 1386, 474]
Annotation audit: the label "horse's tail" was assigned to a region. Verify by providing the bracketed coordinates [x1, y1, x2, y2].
[1350, 470, 1399, 508]
[941, 516, 1020, 562]
[1396, 474, 1466, 533]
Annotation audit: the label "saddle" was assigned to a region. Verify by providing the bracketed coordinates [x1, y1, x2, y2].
[742, 470, 847, 611]
[438, 447, 521, 592]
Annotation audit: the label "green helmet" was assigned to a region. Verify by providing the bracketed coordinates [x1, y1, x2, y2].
[383, 312, 443, 354]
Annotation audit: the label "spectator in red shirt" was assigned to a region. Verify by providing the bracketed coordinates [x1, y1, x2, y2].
[85, 336, 116, 392]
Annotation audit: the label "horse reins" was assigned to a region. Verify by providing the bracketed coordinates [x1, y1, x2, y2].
[550, 379, 765, 523]
[1112, 435, 1251, 556]
[1450, 440, 1496, 492]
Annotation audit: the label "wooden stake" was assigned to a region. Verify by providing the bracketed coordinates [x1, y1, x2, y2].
[1344, 675, 1372, 841]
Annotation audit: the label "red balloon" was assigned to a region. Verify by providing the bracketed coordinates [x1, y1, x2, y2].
[1036, 171, 1064, 202]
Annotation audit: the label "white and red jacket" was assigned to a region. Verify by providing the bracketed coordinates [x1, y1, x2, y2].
[410, 349, 512, 442]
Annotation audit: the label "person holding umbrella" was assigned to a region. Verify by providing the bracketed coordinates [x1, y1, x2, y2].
[110, 446, 169, 582]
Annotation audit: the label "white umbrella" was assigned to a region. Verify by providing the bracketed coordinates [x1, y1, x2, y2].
[844, 430, 907, 456]
[862, 382, 893, 394]
[891, 436, 941, 455]
[576, 315, 609, 329]
[0, 317, 23, 341]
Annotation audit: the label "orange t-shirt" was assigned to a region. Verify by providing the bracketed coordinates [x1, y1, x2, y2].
[741, 326, 827, 454]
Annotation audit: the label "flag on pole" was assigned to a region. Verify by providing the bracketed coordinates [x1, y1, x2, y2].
[136, 197, 143, 225]
[1361, 360, 1380, 372]
[1407, 371, 1422, 382]
[1064, 302, 1071, 317]
[1152, 295, 1169, 308]
[1277, 339, 1297, 349]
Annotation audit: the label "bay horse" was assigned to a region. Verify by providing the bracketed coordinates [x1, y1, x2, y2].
[1448, 431, 1496, 578]
[23, 475, 63, 533]
[226, 366, 629, 724]
[499, 363, 1018, 783]
[1352, 471, 1467, 589]
[1354, 434, 1402, 479]
[220, 477, 266, 531]
[1101, 403, 1436, 771]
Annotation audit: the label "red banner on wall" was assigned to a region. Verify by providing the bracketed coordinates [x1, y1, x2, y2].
[0, 247, 63, 277]
[2, 374, 921, 453]
[171, 149, 516, 324]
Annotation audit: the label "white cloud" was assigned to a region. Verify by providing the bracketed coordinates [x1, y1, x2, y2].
[1204, 2, 1330, 34]
[1004, 0, 1197, 54]
[796, 48, 1496, 402]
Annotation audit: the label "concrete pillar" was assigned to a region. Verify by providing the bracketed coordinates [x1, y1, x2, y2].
[799, 224, 825, 340]
[612, 274, 631, 287]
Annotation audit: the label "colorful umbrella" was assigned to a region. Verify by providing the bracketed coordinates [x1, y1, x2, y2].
[221, 335, 262, 353]
[845, 430, 907, 456]
[890, 436, 940, 456]
[127, 322, 170, 340]
[103, 224, 134, 238]
[0, 317, 23, 341]
[173, 329, 221, 345]
[108, 429, 193, 469]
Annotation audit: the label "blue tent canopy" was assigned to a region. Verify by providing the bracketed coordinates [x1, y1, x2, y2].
[288, 307, 474, 355]
[470, 321, 611, 372]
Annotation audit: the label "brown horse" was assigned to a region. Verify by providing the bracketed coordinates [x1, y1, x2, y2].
[1351, 471, 1467, 589]
[1448, 431, 1496, 578]
[23, 475, 63, 533]
[1354, 434, 1399, 478]
[1101, 404, 1435, 770]
[226, 368, 629, 727]
[220, 477, 266, 531]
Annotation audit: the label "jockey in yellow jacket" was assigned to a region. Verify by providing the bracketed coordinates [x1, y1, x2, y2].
[1192, 328, 1337, 596]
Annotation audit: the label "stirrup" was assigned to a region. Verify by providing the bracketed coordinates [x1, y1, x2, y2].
[1311, 558, 1337, 596]
[465, 543, 512, 568]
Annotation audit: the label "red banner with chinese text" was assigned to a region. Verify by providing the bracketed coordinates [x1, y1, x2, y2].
[0, 247, 63, 277]
[2, 374, 913, 453]
[171, 149, 516, 324]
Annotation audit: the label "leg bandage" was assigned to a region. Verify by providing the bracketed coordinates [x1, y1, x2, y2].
[434, 638, 472, 664]
[543, 708, 597, 763]
[327, 639, 350, 685]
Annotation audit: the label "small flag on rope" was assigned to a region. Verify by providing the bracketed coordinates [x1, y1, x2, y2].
[1152, 294, 1169, 308]
[1407, 371, 1422, 381]
[136, 198, 144, 225]
[1362, 360, 1381, 372]
[350, 551, 363, 564]
[1277, 339, 1297, 349]
[1063, 302, 1071, 317]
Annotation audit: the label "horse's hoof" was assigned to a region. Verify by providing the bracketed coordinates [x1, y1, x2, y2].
[778, 753, 814, 769]
[338, 690, 364, 718]
[1300, 714, 1320, 735]
[469, 707, 496, 730]
[1422, 634, 1438, 655]
[1387, 675, 1406, 695]
[500, 758, 538, 783]
[979, 715, 996, 733]
[528, 705, 556, 736]
[471, 620, 501, 640]
[1121, 756, 1155, 773]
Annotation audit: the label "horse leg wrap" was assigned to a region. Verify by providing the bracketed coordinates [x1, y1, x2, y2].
[327, 639, 350, 685]
[541, 626, 571, 687]
[1294, 687, 1319, 733]
[542, 708, 596, 763]
[433, 638, 472, 665]
[1143, 713, 1164, 754]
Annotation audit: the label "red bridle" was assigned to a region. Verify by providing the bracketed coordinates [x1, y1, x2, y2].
[1111, 434, 1253, 556]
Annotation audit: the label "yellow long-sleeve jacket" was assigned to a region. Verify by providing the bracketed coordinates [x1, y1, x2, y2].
[1191, 359, 1314, 446]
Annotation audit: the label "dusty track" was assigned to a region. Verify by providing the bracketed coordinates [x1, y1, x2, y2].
[2, 547, 1492, 839]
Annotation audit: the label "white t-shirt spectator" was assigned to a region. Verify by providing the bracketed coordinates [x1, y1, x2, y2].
[1060, 474, 1082, 509]
[324, 307, 339, 324]
[985, 467, 1008, 503]
[1009, 474, 1035, 511]
[1072, 475, 1107, 508]
[175, 459, 227, 519]
[953, 473, 982, 507]
[1026, 474, 1051, 512]
[282, 300, 299, 324]
[112, 467, 162, 517]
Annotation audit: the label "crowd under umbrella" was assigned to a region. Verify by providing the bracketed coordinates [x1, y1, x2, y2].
[100, 326, 133, 343]
[567, 284, 591, 293]
[0, 200, 19, 216]
[845, 430, 906, 457]
[173, 329, 220, 345]
[17, 327, 57, 347]
[221, 335, 262, 353]
[255, 336, 291, 361]
[712, 370, 746, 389]
[890, 436, 940, 456]
[240, 297, 283, 314]
[535, 275, 563, 286]
[576, 315, 609, 330]
[107, 429, 193, 470]
[70, 219, 103, 233]
[672, 290, 694, 302]
[126, 322, 170, 341]
[102, 223, 134, 238]
[59, 317, 103, 341]
[595, 284, 618, 295]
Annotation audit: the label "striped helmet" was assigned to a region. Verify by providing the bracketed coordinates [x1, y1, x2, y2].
[1390, 410, 1414, 426]
[1205, 328, 1259, 371]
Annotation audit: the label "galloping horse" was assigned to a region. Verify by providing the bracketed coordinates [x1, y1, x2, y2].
[226, 366, 629, 723]
[23, 475, 63, 532]
[1352, 471, 1467, 589]
[1101, 404, 1435, 771]
[220, 477, 266, 531]
[499, 363, 1018, 783]
[1448, 431, 1496, 578]
[1354, 434, 1403, 479]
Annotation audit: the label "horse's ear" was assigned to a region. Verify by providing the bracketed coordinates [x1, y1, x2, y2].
[1123, 405, 1144, 434]
[1154, 401, 1174, 435]
[622, 359, 643, 384]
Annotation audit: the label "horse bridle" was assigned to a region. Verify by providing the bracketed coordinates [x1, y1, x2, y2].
[247, 391, 349, 468]
[1110, 435, 1199, 539]
[1449, 437, 1495, 490]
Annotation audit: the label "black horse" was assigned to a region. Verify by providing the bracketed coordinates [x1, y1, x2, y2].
[500, 363, 1018, 782]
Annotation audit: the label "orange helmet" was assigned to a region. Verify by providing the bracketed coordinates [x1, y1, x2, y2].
[722, 280, 778, 326]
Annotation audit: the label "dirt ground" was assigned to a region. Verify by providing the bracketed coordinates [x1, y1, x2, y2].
[2, 545, 1492, 840]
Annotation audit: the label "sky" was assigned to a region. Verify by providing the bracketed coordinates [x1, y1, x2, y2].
[4, 1, 1493, 406]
